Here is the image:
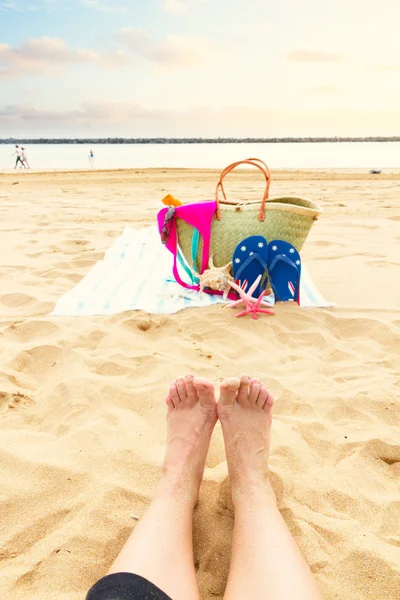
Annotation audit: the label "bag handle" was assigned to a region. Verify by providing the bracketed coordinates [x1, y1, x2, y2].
[215, 158, 271, 222]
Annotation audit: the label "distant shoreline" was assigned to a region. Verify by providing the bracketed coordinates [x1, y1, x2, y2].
[1, 167, 400, 185]
[1, 137, 399, 145]
[2, 168, 400, 177]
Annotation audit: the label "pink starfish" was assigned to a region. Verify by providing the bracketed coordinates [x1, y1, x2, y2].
[225, 275, 262, 309]
[225, 275, 275, 320]
[235, 290, 275, 320]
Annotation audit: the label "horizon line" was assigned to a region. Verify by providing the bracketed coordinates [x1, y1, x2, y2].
[1, 136, 400, 144]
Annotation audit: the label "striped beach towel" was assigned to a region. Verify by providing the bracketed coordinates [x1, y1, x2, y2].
[51, 227, 332, 317]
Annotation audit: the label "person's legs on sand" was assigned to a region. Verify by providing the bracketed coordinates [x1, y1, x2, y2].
[218, 376, 323, 600]
[92, 375, 217, 600]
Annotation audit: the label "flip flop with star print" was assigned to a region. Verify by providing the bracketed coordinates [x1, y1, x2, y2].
[267, 240, 301, 303]
[232, 235, 269, 297]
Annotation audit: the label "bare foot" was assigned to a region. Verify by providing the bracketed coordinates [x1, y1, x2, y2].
[218, 376, 275, 504]
[160, 375, 217, 505]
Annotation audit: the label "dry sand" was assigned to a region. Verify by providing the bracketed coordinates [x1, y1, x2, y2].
[0, 168, 399, 600]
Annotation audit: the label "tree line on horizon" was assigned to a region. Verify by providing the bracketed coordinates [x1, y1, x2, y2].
[1, 136, 399, 144]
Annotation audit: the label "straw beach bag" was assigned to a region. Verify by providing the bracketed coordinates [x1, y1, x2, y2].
[176, 158, 322, 270]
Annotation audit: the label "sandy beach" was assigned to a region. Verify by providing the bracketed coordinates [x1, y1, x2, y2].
[0, 168, 399, 599]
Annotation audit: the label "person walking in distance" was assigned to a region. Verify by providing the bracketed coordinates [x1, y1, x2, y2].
[89, 148, 95, 167]
[21, 147, 30, 168]
[12, 145, 25, 169]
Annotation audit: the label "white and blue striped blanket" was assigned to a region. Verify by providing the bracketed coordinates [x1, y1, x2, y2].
[51, 226, 332, 317]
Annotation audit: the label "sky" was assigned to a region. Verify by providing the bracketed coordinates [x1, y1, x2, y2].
[0, 0, 399, 137]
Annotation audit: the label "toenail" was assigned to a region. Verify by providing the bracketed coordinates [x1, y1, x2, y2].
[222, 385, 237, 393]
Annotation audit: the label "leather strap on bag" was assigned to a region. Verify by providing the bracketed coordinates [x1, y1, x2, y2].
[215, 158, 271, 222]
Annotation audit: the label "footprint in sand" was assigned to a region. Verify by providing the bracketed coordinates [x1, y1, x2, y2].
[75, 330, 106, 350]
[5, 320, 59, 342]
[95, 362, 131, 376]
[136, 320, 152, 332]
[0, 391, 35, 411]
[9, 345, 63, 376]
[190, 333, 203, 342]
[120, 317, 153, 332]
[0, 293, 36, 308]
[365, 439, 400, 467]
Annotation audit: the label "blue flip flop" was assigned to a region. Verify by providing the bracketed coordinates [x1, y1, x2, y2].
[232, 236, 269, 297]
[267, 240, 301, 303]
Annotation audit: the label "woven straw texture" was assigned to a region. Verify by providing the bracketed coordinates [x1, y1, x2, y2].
[177, 196, 322, 270]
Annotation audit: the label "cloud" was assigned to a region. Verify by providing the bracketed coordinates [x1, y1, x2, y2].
[0, 0, 126, 11]
[0, 101, 151, 122]
[0, 1, 21, 10]
[118, 28, 213, 68]
[0, 29, 213, 78]
[2, 101, 399, 138]
[78, 0, 126, 13]
[285, 50, 346, 63]
[162, 0, 208, 14]
[163, 0, 187, 13]
[0, 37, 128, 78]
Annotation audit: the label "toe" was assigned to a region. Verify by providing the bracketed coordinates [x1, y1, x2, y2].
[256, 383, 268, 410]
[194, 377, 216, 409]
[237, 375, 251, 406]
[169, 382, 181, 408]
[263, 389, 275, 412]
[175, 377, 188, 405]
[219, 378, 240, 406]
[248, 379, 261, 404]
[184, 374, 198, 406]
[166, 395, 175, 411]
[256, 382, 269, 409]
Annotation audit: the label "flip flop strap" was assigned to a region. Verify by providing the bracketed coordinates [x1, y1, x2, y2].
[269, 253, 299, 274]
[235, 252, 268, 282]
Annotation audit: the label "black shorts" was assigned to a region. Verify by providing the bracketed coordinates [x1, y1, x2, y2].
[86, 572, 172, 600]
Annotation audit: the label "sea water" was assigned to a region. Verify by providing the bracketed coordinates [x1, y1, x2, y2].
[1, 141, 399, 171]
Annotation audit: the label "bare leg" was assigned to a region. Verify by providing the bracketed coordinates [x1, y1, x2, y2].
[108, 375, 217, 600]
[219, 377, 323, 600]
